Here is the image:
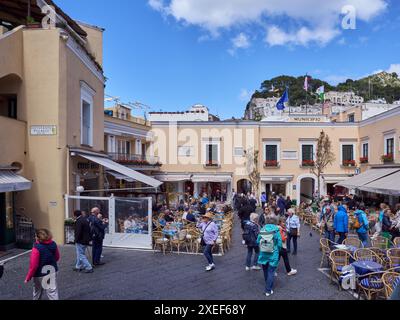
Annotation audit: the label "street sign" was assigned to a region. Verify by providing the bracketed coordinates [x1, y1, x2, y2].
[30, 125, 57, 136]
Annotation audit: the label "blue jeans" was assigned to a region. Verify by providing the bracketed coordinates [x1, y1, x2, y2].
[325, 230, 336, 243]
[262, 263, 277, 294]
[203, 244, 214, 265]
[92, 239, 103, 265]
[357, 232, 368, 247]
[287, 233, 298, 254]
[246, 246, 260, 267]
[75, 243, 92, 271]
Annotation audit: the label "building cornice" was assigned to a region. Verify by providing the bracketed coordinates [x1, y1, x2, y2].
[359, 105, 400, 127]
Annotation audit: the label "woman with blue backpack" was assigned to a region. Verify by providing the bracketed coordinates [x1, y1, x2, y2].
[354, 205, 370, 247]
[257, 215, 282, 297]
[243, 213, 261, 271]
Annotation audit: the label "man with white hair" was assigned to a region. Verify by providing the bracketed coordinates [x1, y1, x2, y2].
[243, 213, 261, 271]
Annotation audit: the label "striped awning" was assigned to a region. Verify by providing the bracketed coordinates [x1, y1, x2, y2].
[0, 170, 32, 192]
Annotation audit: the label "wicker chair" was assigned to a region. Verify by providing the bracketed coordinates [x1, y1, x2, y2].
[152, 231, 169, 255]
[356, 271, 386, 300]
[320, 238, 333, 267]
[382, 271, 400, 299]
[354, 248, 383, 265]
[343, 237, 363, 249]
[371, 236, 391, 250]
[170, 229, 189, 254]
[329, 249, 354, 288]
[387, 248, 400, 270]
[393, 237, 400, 247]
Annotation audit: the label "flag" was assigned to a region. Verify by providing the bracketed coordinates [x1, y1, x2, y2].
[316, 85, 325, 101]
[304, 75, 309, 91]
[276, 89, 289, 110]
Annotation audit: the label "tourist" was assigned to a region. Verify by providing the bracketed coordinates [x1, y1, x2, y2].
[197, 212, 219, 271]
[258, 206, 270, 228]
[381, 208, 393, 242]
[185, 209, 197, 223]
[89, 207, 108, 266]
[322, 206, 335, 243]
[334, 205, 349, 244]
[124, 216, 132, 232]
[286, 208, 300, 255]
[25, 229, 60, 300]
[285, 196, 292, 212]
[249, 194, 258, 212]
[278, 217, 297, 276]
[391, 204, 400, 240]
[73, 210, 93, 273]
[257, 215, 282, 297]
[260, 192, 267, 210]
[243, 213, 261, 271]
[238, 199, 253, 231]
[201, 193, 209, 205]
[354, 205, 369, 247]
[164, 209, 174, 222]
[277, 194, 286, 216]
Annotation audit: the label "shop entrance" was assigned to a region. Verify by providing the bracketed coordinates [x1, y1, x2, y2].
[65, 195, 152, 249]
[0, 193, 15, 250]
[237, 179, 252, 195]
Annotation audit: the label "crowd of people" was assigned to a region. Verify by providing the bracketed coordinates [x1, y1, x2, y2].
[315, 195, 400, 247]
[23, 207, 109, 300]
[234, 191, 298, 297]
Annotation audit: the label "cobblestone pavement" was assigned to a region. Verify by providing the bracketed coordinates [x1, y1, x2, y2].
[0, 213, 353, 300]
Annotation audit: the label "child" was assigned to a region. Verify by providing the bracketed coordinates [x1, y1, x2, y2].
[25, 229, 60, 300]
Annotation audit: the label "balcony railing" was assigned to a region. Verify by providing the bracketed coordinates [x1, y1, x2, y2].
[108, 153, 161, 166]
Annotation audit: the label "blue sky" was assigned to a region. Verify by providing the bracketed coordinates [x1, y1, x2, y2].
[56, 0, 400, 119]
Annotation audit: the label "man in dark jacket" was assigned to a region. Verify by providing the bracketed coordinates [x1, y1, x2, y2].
[238, 202, 253, 231]
[74, 210, 93, 273]
[277, 194, 286, 216]
[88, 207, 108, 266]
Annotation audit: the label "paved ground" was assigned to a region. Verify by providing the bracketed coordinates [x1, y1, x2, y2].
[0, 213, 353, 300]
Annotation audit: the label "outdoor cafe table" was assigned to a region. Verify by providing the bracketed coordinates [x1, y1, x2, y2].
[351, 260, 384, 275]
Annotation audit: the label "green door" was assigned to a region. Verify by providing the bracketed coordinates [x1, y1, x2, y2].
[0, 193, 16, 248]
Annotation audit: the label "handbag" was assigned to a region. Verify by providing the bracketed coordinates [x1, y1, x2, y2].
[290, 228, 298, 237]
[200, 222, 212, 246]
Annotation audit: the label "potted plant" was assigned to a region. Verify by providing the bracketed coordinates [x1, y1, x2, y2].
[264, 160, 279, 167]
[359, 157, 369, 164]
[381, 154, 394, 163]
[302, 159, 315, 167]
[343, 159, 356, 167]
[26, 16, 41, 29]
[64, 218, 75, 244]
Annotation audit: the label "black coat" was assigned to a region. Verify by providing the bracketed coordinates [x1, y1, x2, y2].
[238, 204, 253, 221]
[74, 216, 91, 245]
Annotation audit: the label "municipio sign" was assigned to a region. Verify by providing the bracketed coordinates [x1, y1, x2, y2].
[30, 125, 57, 136]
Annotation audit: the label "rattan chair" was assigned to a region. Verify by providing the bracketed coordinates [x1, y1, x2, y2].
[354, 248, 383, 265]
[357, 271, 386, 300]
[170, 229, 189, 254]
[343, 237, 363, 248]
[382, 270, 400, 299]
[371, 236, 391, 250]
[393, 237, 400, 247]
[387, 248, 400, 270]
[320, 238, 332, 267]
[152, 231, 169, 255]
[329, 249, 354, 288]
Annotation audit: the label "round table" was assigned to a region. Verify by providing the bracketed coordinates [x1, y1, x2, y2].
[351, 260, 383, 275]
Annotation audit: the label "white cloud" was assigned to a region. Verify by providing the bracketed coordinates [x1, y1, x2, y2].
[149, 0, 388, 46]
[387, 64, 400, 75]
[239, 89, 251, 101]
[228, 33, 251, 55]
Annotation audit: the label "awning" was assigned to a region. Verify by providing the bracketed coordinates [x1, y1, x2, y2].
[359, 171, 400, 196]
[260, 175, 293, 182]
[154, 174, 191, 182]
[191, 175, 232, 183]
[322, 175, 350, 184]
[107, 171, 135, 182]
[0, 170, 32, 192]
[77, 153, 162, 188]
[336, 168, 400, 190]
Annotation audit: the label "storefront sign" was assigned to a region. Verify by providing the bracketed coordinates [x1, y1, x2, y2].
[30, 125, 57, 136]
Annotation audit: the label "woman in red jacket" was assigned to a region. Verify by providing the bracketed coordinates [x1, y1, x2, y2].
[25, 229, 60, 300]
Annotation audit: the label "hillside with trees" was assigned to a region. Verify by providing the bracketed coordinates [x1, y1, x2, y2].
[249, 72, 400, 107]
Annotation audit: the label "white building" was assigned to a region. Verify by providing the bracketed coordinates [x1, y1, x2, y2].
[148, 104, 218, 122]
[325, 91, 364, 105]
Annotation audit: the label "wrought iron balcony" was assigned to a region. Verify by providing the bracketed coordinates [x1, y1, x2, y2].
[108, 153, 161, 166]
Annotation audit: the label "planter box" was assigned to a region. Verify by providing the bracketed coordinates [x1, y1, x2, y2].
[65, 225, 75, 244]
